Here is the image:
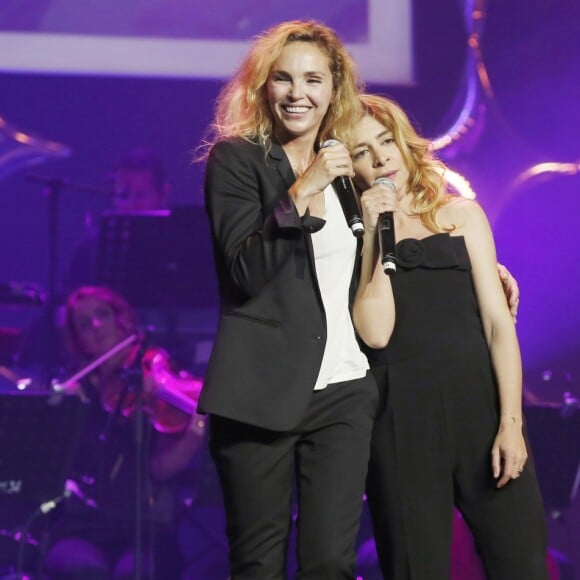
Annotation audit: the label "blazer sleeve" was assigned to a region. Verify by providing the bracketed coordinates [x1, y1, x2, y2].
[204, 139, 306, 298]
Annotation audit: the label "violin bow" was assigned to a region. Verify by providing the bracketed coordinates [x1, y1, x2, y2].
[52, 334, 139, 393]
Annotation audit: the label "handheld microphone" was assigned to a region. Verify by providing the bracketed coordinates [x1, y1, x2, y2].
[320, 139, 364, 237]
[373, 177, 397, 276]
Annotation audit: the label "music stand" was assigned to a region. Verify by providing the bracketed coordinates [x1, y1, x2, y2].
[0, 392, 81, 507]
[96, 206, 218, 309]
[0, 392, 82, 576]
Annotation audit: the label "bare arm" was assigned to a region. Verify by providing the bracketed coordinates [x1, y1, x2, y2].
[458, 200, 527, 488]
[353, 181, 398, 349]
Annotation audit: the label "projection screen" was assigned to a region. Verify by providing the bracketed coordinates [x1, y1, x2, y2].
[0, 0, 413, 84]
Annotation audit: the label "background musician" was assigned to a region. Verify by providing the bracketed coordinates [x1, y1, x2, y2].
[42, 285, 227, 580]
[62, 147, 171, 295]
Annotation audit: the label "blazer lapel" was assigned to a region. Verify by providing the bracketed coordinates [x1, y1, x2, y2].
[268, 141, 320, 287]
[268, 141, 295, 190]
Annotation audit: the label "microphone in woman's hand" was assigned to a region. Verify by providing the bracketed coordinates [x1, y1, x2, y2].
[321, 139, 364, 237]
[373, 177, 397, 276]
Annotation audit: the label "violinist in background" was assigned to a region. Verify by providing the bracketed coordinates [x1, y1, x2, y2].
[42, 286, 228, 580]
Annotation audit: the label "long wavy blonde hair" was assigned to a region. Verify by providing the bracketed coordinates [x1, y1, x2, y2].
[198, 20, 364, 158]
[353, 94, 452, 233]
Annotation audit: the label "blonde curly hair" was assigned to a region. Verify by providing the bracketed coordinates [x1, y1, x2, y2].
[352, 94, 452, 233]
[198, 20, 364, 158]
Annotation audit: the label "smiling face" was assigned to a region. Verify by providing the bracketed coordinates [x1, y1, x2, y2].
[350, 114, 410, 193]
[71, 296, 126, 358]
[266, 41, 334, 145]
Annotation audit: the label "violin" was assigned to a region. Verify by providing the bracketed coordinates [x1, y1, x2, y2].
[53, 335, 203, 434]
[140, 348, 203, 434]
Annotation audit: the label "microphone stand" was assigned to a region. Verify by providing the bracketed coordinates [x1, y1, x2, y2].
[53, 333, 147, 579]
[26, 175, 115, 386]
[14, 484, 72, 577]
[5, 336, 140, 579]
[39, 177, 63, 387]
[117, 340, 149, 580]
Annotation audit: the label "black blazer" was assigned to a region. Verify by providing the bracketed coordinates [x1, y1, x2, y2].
[198, 137, 330, 431]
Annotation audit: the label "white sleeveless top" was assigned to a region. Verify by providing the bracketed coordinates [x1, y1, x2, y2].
[311, 184, 369, 390]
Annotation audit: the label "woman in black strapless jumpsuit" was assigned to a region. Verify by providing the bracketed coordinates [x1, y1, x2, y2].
[350, 95, 549, 580]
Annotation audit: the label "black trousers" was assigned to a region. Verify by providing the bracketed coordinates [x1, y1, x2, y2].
[209, 372, 378, 580]
[366, 364, 549, 580]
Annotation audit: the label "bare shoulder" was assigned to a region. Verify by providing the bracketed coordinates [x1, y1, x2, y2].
[438, 196, 486, 231]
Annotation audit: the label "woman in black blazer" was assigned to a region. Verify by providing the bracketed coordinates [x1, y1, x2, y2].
[197, 20, 378, 579]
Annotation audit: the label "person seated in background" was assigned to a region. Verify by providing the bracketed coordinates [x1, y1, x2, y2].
[110, 146, 171, 213]
[63, 146, 171, 293]
[42, 285, 227, 580]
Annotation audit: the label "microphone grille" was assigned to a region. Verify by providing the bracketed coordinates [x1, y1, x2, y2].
[373, 177, 396, 191]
